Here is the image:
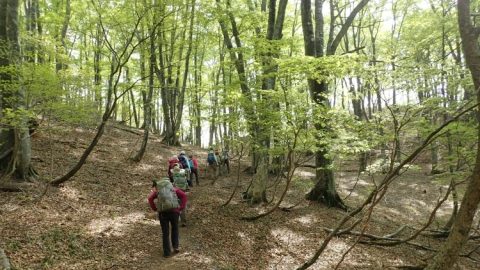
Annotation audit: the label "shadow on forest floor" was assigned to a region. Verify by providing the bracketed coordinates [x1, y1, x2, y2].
[1, 122, 479, 269]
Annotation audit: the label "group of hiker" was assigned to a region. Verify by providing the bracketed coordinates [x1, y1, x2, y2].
[206, 148, 230, 178]
[147, 148, 230, 258]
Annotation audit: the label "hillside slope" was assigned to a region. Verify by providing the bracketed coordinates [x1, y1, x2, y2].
[0, 122, 478, 269]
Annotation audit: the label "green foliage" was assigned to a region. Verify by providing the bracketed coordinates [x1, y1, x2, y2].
[0, 108, 34, 129]
[19, 61, 100, 126]
[277, 54, 362, 84]
[326, 108, 375, 158]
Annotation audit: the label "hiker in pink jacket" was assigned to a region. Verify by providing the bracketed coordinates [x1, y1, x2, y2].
[148, 181, 187, 258]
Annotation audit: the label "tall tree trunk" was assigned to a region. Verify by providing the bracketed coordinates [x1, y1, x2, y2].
[127, 68, 139, 128]
[426, 0, 480, 268]
[55, 0, 70, 73]
[158, 0, 195, 146]
[193, 40, 204, 147]
[217, 0, 257, 175]
[0, 0, 37, 181]
[94, 23, 103, 111]
[131, 28, 155, 162]
[302, 0, 369, 209]
[173, 0, 196, 143]
[301, 0, 336, 206]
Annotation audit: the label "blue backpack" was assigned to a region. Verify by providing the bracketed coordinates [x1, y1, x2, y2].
[188, 159, 194, 169]
[178, 155, 190, 170]
[207, 152, 216, 165]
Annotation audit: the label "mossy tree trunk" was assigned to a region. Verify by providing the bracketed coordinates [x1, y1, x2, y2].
[0, 0, 37, 181]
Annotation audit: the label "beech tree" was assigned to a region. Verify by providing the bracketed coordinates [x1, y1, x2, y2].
[216, 0, 289, 204]
[300, 0, 370, 209]
[0, 0, 37, 181]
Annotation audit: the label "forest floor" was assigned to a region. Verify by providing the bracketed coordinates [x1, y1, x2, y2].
[1, 121, 479, 270]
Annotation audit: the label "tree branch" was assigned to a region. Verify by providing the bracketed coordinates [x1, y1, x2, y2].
[327, 0, 370, 55]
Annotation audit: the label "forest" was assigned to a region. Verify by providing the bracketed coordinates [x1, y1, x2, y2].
[1, 0, 480, 269]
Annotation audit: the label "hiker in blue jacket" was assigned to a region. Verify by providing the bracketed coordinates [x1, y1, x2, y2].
[178, 151, 192, 187]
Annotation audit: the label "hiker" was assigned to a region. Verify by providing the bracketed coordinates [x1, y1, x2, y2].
[148, 178, 187, 258]
[171, 165, 189, 226]
[189, 155, 199, 186]
[206, 148, 219, 180]
[221, 148, 230, 174]
[178, 151, 192, 187]
[167, 156, 181, 182]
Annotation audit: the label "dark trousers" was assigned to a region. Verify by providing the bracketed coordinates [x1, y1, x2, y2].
[223, 159, 230, 174]
[158, 211, 179, 257]
[185, 169, 193, 187]
[190, 167, 199, 185]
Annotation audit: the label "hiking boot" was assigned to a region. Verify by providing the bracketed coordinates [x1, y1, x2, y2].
[181, 223, 187, 227]
[174, 248, 180, 254]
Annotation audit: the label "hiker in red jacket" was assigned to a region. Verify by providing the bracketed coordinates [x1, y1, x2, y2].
[189, 155, 199, 186]
[167, 156, 181, 182]
[148, 180, 188, 258]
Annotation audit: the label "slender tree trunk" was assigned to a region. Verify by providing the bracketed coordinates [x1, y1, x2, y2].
[55, 0, 70, 73]
[172, 0, 196, 143]
[193, 40, 204, 147]
[94, 24, 103, 111]
[131, 29, 155, 162]
[217, 0, 257, 176]
[127, 73, 139, 128]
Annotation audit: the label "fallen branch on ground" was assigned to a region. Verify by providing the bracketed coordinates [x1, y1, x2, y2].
[112, 124, 143, 136]
[0, 183, 22, 192]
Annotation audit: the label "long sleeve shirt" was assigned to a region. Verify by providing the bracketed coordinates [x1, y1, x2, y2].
[192, 158, 198, 169]
[148, 187, 187, 214]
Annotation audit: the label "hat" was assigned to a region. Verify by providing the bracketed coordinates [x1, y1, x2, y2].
[172, 165, 181, 173]
[180, 150, 186, 155]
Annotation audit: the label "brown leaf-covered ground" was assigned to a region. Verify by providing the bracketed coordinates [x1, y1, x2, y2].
[1, 122, 479, 269]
